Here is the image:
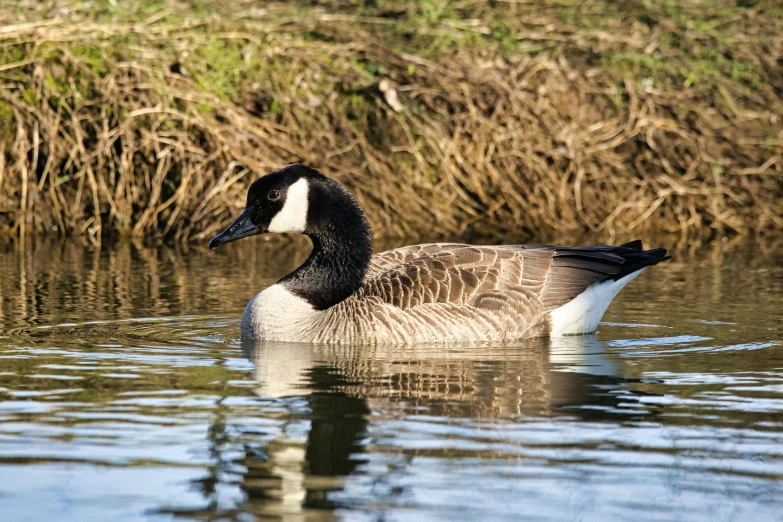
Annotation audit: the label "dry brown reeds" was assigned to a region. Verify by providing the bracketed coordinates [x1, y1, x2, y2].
[1, 0, 782, 243]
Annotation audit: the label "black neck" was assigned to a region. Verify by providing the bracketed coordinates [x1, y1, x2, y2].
[278, 182, 372, 310]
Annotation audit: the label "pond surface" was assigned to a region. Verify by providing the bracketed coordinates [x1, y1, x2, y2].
[0, 237, 782, 521]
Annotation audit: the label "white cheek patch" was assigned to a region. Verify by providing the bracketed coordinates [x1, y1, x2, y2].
[268, 178, 309, 233]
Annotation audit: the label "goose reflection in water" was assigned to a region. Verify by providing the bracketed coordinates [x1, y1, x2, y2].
[220, 336, 659, 520]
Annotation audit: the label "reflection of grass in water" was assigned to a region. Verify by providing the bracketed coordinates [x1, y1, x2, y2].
[0, 237, 781, 522]
[1, 0, 781, 241]
[0, 330, 251, 405]
[0, 233, 781, 424]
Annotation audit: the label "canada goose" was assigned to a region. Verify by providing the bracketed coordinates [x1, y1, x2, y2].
[209, 164, 669, 344]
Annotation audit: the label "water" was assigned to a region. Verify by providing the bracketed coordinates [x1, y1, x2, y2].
[1, 238, 782, 521]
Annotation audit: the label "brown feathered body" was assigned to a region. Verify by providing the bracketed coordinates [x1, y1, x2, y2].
[241, 241, 668, 344]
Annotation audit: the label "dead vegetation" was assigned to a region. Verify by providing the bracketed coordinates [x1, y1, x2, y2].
[1, 0, 782, 243]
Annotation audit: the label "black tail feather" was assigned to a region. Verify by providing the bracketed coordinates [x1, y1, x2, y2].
[619, 239, 643, 250]
[606, 243, 670, 280]
[550, 240, 670, 281]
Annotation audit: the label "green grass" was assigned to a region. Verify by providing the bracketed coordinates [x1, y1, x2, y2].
[1, 0, 781, 240]
[14, 0, 777, 108]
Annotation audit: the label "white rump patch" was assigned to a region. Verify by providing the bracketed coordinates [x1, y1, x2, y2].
[548, 269, 645, 336]
[268, 178, 309, 233]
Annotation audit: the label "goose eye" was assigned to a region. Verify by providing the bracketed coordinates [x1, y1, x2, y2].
[268, 190, 280, 201]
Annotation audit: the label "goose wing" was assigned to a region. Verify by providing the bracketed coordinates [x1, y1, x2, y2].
[350, 242, 668, 340]
[367, 243, 468, 278]
[363, 244, 552, 310]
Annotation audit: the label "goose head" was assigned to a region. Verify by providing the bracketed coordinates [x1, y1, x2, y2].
[209, 164, 373, 310]
[209, 163, 370, 249]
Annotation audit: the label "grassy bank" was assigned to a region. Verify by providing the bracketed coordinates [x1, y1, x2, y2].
[1, 0, 782, 243]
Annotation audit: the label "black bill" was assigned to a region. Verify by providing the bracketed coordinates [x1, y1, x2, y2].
[209, 208, 260, 249]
